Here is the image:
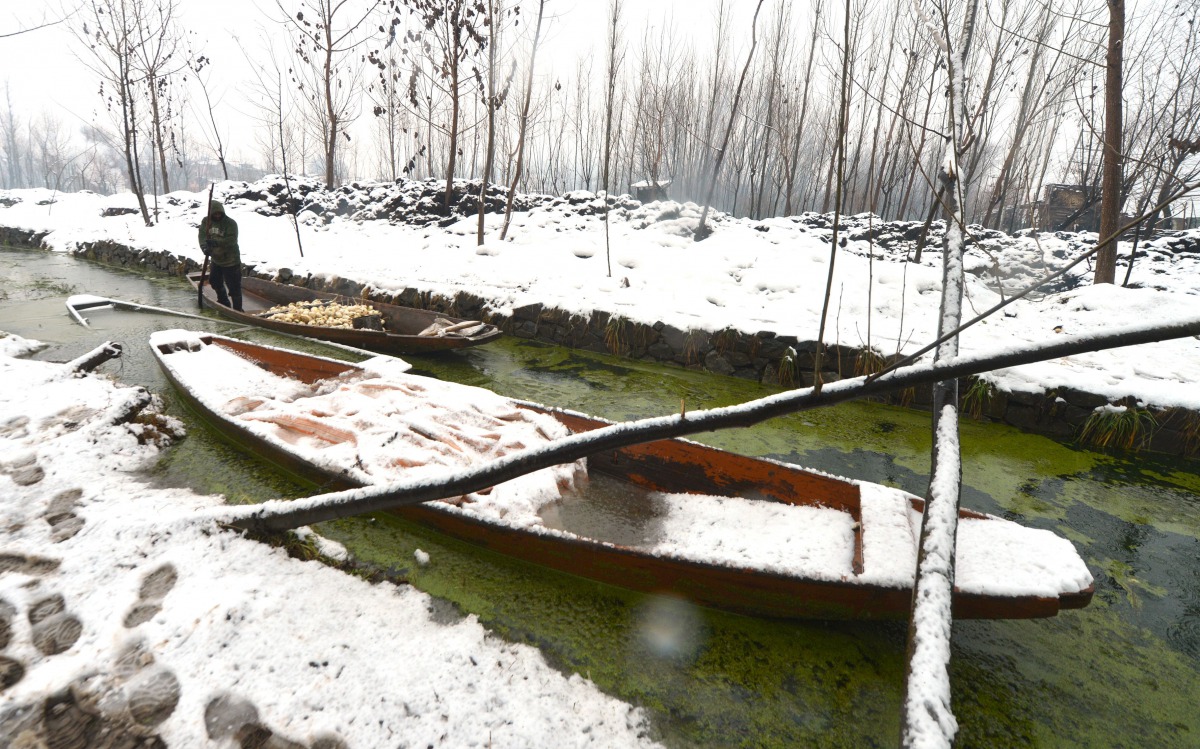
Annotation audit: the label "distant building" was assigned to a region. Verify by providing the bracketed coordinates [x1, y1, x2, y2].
[630, 179, 671, 203]
[1004, 183, 1136, 234]
[1037, 184, 1100, 231]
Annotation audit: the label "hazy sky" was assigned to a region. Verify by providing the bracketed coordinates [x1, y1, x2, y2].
[0, 0, 748, 164]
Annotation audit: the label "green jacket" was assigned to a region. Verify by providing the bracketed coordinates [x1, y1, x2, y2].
[198, 208, 240, 268]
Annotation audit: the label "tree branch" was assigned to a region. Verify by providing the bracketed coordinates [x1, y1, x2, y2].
[219, 313, 1200, 533]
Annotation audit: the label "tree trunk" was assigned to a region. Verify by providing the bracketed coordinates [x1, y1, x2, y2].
[68, 342, 124, 373]
[902, 2, 977, 745]
[477, 0, 499, 246]
[122, 75, 152, 227]
[601, 0, 623, 277]
[148, 73, 170, 194]
[812, 0, 853, 389]
[1095, 0, 1125, 284]
[444, 15, 462, 213]
[783, 2, 820, 216]
[322, 23, 337, 189]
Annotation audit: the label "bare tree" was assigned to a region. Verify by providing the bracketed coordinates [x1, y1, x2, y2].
[406, 0, 489, 211]
[980, 2, 1080, 228]
[74, 0, 154, 226]
[600, 0, 625, 277]
[777, 0, 823, 216]
[365, 21, 412, 182]
[32, 113, 77, 190]
[813, 0, 854, 388]
[569, 57, 598, 191]
[1116, 0, 1200, 236]
[499, 0, 546, 240]
[695, 0, 766, 240]
[0, 85, 24, 188]
[130, 0, 184, 195]
[476, 0, 517, 245]
[244, 34, 306, 257]
[0, 4, 76, 40]
[189, 51, 229, 181]
[277, 0, 388, 188]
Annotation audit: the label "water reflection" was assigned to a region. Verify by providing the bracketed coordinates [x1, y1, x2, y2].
[540, 472, 668, 547]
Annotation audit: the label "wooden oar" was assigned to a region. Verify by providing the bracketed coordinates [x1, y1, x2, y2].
[66, 295, 212, 326]
[198, 182, 214, 308]
[64, 294, 401, 360]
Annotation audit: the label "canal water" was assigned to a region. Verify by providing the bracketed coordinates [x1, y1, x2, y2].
[2, 246, 1198, 747]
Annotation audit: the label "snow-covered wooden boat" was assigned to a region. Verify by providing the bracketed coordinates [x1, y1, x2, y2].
[150, 330, 1095, 620]
[187, 271, 502, 354]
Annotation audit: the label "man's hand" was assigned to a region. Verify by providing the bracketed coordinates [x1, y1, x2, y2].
[204, 239, 216, 254]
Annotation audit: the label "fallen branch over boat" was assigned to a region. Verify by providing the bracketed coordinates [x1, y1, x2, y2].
[214, 314, 1200, 533]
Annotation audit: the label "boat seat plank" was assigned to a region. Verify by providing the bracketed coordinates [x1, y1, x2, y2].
[955, 518, 1093, 598]
[857, 483, 919, 587]
[641, 493, 857, 581]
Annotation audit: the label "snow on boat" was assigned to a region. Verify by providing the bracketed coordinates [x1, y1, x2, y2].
[187, 271, 503, 354]
[150, 330, 1094, 620]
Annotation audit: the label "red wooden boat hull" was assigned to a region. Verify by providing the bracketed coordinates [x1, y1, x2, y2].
[153, 333, 1094, 620]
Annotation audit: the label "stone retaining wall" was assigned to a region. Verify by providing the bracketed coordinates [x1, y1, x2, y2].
[4, 230, 1196, 460]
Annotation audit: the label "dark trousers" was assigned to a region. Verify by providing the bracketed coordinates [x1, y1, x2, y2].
[209, 264, 243, 311]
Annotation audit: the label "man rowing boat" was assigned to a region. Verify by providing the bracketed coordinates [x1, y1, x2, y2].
[198, 200, 242, 311]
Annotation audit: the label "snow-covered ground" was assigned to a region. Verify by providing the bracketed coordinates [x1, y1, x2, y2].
[3, 177, 1199, 411]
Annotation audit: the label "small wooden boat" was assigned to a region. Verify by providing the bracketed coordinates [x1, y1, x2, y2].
[151, 330, 1095, 620]
[188, 271, 502, 354]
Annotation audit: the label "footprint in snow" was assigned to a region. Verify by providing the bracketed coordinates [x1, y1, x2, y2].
[43, 487, 86, 542]
[0, 599, 22, 691]
[0, 549, 179, 745]
[28, 592, 83, 656]
[0, 635, 181, 745]
[123, 563, 178, 628]
[0, 451, 44, 486]
[204, 692, 349, 749]
[0, 518, 348, 747]
[0, 552, 70, 697]
[0, 552, 61, 576]
[0, 579, 82, 702]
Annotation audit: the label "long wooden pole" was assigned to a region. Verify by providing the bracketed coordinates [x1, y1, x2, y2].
[901, 4, 979, 744]
[198, 182, 214, 308]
